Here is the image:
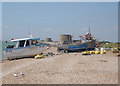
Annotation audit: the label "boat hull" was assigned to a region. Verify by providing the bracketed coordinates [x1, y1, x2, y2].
[57, 40, 96, 52]
[3, 45, 48, 59]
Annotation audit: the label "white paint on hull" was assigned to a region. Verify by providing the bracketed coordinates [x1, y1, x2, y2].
[3, 46, 48, 59]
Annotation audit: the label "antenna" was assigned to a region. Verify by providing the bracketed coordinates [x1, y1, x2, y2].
[28, 27, 33, 38]
[89, 26, 91, 33]
[29, 28, 30, 36]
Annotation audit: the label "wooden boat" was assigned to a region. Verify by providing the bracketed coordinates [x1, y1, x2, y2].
[3, 37, 50, 60]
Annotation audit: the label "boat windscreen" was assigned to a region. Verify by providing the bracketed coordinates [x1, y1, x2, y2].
[26, 40, 30, 46]
[19, 40, 25, 47]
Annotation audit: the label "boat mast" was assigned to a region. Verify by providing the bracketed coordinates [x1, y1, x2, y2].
[89, 26, 91, 34]
[29, 28, 30, 36]
[28, 27, 33, 38]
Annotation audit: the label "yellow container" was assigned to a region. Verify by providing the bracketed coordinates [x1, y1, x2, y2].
[114, 48, 118, 50]
[95, 51, 100, 54]
[83, 51, 88, 54]
[113, 48, 119, 53]
[83, 51, 90, 54]
[100, 51, 103, 54]
[90, 51, 95, 54]
[35, 55, 44, 59]
[113, 50, 119, 53]
[100, 50, 106, 54]
[103, 50, 106, 54]
[103, 50, 106, 52]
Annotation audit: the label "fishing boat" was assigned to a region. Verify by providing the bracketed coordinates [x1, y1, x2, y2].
[3, 37, 50, 60]
[57, 30, 96, 52]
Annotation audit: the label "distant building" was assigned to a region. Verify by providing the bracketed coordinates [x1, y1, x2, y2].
[45, 38, 52, 42]
[60, 34, 72, 43]
[40, 40, 45, 42]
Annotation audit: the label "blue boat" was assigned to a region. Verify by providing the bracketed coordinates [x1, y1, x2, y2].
[57, 31, 96, 52]
[57, 40, 96, 52]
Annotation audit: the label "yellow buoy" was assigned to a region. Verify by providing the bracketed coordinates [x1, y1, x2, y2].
[113, 50, 119, 53]
[90, 51, 95, 54]
[100, 50, 104, 54]
[35, 54, 44, 59]
[83, 51, 88, 54]
[103, 50, 106, 54]
[83, 51, 90, 54]
[95, 51, 100, 54]
[113, 48, 119, 53]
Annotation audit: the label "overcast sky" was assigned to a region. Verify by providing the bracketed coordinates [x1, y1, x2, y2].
[2, 2, 118, 42]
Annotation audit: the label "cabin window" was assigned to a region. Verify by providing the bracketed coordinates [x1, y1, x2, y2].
[31, 40, 38, 45]
[26, 40, 30, 46]
[6, 45, 15, 48]
[19, 40, 25, 47]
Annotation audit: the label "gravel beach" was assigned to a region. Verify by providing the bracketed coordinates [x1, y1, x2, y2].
[1, 47, 118, 84]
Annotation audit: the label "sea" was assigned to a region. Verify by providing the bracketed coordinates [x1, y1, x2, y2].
[0, 41, 16, 60]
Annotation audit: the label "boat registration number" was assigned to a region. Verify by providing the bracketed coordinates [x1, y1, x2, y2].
[6, 50, 12, 52]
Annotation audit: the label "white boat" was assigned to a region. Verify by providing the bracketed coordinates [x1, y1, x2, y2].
[3, 37, 50, 60]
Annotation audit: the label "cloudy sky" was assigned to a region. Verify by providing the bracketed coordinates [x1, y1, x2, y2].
[2, 2, 118, 42]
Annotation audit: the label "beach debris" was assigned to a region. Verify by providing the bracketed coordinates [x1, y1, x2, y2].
[47, 47, 49, 49]
[117, 54, 120, 57]
[19, 72, 25, 77]
[45, 54, 48, 57]
[75, 54, 77, 55]
[19, 72, 25, 76]
[112, 48, 119, 53]
[35, 54, 44, 59]
[99, 60, 107, 62]
[55, 53, 58, 55]
[40, 53, 43, 55]
[13, 72, 25, 77]
[48, 52, 54, 56]
[13, 74, 18, 77]
[0, 61, 3, 63]
[82, 53, 91, 55]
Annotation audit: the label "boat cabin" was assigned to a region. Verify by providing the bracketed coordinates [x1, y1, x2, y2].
[7, 38, 40, 49]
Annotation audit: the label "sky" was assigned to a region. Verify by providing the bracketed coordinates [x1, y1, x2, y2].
[0, 2, 2, 40]
[119, 2, 120, 42]
[2, 2, 118, 42]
